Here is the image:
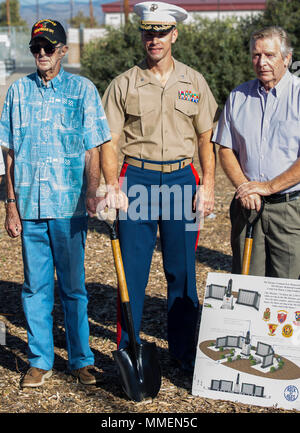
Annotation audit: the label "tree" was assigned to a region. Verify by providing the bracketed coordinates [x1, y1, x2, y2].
[0, 0, 27, 28]
[81, 17, 254, 104]
[81, 21, 144, 96]
[80, 0, 300, 105]
[255, 0, 300, 70]
[69, 10, 99, 28]
[172, 17, 254, 107]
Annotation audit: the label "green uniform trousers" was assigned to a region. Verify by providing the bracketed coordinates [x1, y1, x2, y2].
[230, 196, 300, 279]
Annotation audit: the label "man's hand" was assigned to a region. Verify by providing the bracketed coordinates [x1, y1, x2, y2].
[193, 184, 214, 217]
[236, 181, 273, 199]
[238, 193, 262, 211]
[5, 203, 22, 238]
[86, 193, 105, 218]
[95, 184, 128, 216]
[105, 184, 128, 212]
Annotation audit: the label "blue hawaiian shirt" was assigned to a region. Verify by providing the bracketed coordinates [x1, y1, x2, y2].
[0, 67, 111, 219]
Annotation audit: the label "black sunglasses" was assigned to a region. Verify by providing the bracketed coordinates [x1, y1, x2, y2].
[30, 43, 62, 55]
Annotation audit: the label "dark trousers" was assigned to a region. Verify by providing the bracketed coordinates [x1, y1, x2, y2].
[117, 161, 200, 362]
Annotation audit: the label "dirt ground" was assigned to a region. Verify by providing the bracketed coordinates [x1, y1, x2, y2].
[0, 72, 296, 415]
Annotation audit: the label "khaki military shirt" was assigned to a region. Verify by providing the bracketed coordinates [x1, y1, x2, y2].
[103, 58, 218, 161]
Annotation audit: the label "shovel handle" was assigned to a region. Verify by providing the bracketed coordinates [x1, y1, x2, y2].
[111, 238, 139, 360]
[241, 199, 264, 276]
[111, 239, 130, 303]
[242, 237, 253, 275]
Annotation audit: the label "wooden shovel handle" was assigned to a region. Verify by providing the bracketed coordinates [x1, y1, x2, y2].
[242, 237, 253, 275]
[111, 239, 130, 303]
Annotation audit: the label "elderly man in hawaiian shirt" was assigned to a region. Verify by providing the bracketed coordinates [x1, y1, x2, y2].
[0, 19, 111, 388]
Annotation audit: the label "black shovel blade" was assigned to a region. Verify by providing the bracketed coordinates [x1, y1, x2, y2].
[113, 342, 161, 402]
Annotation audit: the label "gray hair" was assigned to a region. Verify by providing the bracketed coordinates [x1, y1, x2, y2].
[250, 26, 293, 59]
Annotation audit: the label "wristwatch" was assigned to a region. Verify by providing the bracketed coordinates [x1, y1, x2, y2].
[5, 198, 16, 204]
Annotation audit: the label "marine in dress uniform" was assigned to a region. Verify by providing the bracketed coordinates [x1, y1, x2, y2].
[101, 2, 218, 374]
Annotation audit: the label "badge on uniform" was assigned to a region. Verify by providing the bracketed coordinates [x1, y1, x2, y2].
[178, 90, 200, 103]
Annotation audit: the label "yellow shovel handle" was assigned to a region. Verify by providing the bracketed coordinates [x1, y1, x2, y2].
[111, 239, 130, 303]
[242, 238, 253, 275]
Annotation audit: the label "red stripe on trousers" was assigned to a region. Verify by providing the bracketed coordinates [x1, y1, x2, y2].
[116, 163, 128, 348]
[190, 163, 201, 250]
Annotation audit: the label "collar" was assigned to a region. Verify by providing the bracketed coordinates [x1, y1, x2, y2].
[35, 66, 65, 92]
[256, 70, 292, 98]
[172, 59, 192, 84]
[135, 58, 191, 88]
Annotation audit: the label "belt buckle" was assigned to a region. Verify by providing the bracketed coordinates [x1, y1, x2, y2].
[162, 164, 171, 173]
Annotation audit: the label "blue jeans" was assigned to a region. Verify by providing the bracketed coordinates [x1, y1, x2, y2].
[21, 217, 94, 370]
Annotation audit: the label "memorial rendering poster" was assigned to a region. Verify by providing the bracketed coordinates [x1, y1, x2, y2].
[192, 272, 300, 410]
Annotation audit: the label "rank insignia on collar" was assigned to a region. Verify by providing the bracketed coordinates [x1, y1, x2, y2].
[178, 90, 199, 103]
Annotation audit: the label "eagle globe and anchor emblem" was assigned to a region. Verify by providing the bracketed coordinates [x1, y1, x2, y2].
[150, 3, 158, 11]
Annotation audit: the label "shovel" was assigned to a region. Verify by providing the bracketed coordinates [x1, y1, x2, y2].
[241, 198, 265, 275]
[97, 206, 161, 402]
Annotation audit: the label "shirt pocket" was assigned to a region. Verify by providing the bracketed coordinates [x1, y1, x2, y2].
[60, 108, 81, 130]
[126, 103, 155, 137]
[175, 99, 198, 136]
[275, 120, 300, 158]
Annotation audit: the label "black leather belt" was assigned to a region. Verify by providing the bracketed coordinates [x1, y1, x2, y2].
[264, 190, 300, 204]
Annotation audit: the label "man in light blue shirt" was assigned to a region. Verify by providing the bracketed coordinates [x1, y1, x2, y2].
[214, 26, 300, 278]
[0, 19, 111, 387]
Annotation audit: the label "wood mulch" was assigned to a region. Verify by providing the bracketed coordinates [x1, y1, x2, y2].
[0, 159, 295, 414]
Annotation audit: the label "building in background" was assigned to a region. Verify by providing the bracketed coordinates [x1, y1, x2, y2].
[102, 0, 266, 27]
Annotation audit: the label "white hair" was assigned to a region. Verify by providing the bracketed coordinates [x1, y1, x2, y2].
[250, 26, 293, 59]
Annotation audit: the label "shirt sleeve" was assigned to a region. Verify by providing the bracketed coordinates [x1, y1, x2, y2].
[212, 93, 234, 149]
[0, 147, 5, 175]
[193, 75, 218, 134]
[82, 81, 112, 151]
[102, 78, 126, 136]
[0, 85, 14, 150]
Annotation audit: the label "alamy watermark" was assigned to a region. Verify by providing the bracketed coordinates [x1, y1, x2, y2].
[97, 181, 205, 231]
[291, 60, 300, 77]
[0, 320, 6, 345]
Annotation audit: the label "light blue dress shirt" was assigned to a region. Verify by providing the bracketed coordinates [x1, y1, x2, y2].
[213, 71, 300, 193]
[0, 67, 111, 219]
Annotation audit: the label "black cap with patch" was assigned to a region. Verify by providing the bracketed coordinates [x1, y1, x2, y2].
[30, 19, 66, 45]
